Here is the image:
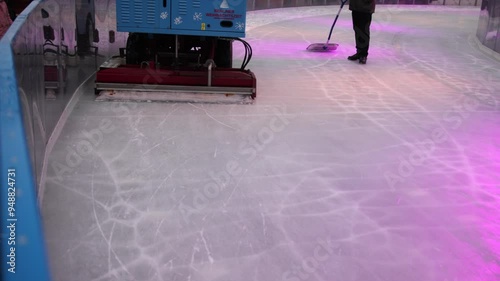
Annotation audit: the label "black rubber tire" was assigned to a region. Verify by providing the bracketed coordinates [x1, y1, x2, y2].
[214, 39, 232, 68]
[126, 33, 148, 65]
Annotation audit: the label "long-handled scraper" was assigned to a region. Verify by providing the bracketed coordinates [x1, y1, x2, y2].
[306, 0, 348, 52]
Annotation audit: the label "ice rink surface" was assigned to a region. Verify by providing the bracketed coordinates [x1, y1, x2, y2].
[42, 6, 499, 281]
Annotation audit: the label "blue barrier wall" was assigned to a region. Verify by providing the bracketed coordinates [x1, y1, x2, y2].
[246, 0, 482, 10]
[0, 1, 52, 280]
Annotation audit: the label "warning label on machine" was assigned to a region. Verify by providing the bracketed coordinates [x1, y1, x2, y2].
[206, 9, 242, 20]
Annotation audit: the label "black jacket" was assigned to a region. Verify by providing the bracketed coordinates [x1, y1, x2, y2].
[349, 0, 376, 14]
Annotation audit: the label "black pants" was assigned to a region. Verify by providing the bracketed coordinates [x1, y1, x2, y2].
[352, 10, 372, 57]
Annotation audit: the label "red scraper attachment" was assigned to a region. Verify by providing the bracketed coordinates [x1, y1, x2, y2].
[95, 63, 256, 103]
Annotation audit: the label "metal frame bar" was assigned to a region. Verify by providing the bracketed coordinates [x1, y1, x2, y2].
[95, 82, 256, 95]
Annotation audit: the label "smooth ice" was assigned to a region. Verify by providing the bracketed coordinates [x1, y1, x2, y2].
[42, 6, 500, 281]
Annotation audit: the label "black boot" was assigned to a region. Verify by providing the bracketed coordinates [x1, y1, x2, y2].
[347, 53, 361, 61]
[359, 56, 367, 64]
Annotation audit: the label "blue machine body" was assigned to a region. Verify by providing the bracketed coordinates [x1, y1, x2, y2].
[117, 0, 247, 38]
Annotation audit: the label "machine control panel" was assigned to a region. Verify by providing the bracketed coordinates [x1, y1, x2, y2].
[117, 0, 247, 37]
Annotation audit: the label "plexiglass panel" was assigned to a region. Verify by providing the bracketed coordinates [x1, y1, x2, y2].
[7, 0, 127, 193]
[477, 0, 500, 54]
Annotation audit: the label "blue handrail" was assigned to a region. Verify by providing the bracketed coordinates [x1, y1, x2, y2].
[0, 1, 52, 281]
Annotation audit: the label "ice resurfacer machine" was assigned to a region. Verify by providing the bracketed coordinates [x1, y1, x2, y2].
[95, 0, 256, 102]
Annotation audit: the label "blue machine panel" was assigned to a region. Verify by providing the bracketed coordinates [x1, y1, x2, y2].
[117, 0, 246, 38]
